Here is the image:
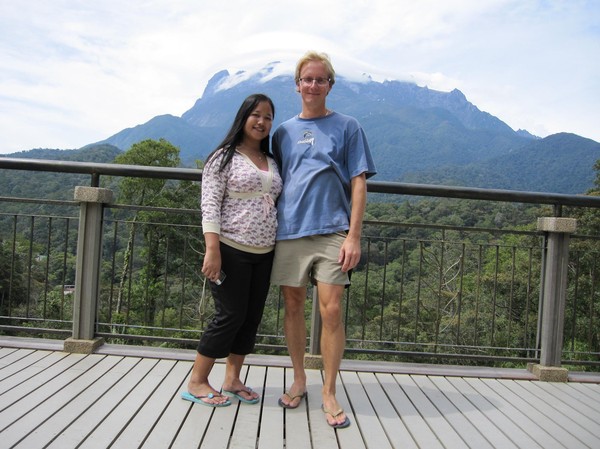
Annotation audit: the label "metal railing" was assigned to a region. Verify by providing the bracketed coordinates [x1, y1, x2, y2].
[1, 157, 600, 369]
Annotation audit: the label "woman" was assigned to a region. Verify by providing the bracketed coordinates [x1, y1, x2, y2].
[181, 93, 282, 407]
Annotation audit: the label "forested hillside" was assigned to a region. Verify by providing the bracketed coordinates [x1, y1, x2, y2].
[400, 133, 600, 194]
[0, 144, 121, 204]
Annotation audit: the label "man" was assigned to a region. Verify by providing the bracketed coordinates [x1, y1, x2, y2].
[271, 51, 377, 429]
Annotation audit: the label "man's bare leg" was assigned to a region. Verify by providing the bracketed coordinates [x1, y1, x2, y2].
[278, 285, 308, 407]
[318, 282, 348, 426]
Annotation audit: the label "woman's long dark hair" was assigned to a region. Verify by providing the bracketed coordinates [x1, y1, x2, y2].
[205, 93, 275, 172]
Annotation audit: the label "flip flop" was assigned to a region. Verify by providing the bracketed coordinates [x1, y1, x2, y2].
[180, 391, 231, 407]
[278, 391, 307, 409]
[322, 405, 351, 429]
[222, 387, 260, 404]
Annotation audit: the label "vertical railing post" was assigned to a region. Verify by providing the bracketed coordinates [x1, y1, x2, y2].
[64, 186, 113, 354]
[305, 288, 324, 369]
[529, 217, 577, 381]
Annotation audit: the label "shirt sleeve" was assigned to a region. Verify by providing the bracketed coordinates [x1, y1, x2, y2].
[347, 120, 377, 180]
[201, 152, 228, 234]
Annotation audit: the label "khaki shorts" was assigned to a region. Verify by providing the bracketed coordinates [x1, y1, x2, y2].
[270, 233, 350, 287]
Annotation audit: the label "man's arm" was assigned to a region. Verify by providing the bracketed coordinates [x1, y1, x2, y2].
[339, 173, 367, 272]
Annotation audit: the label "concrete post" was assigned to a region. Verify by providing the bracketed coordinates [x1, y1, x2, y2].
[64, 186, 113, 354]
[529, 217, 576, 381]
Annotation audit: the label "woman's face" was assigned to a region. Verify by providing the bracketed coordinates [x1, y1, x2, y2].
[244, 101, 274, 143]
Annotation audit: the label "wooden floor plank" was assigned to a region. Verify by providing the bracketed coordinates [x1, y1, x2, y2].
[450, 377, 543, 449]
[428, 376, 519, 449]
[0, 353, 96, 431]
[335, 369, 370, 449]
[567, 382, 600, 409]
[529, 380, 600, 436]
[395, 374, 469, 449]
[0, 347, 19, 360]
[358, 372, 419, 449]
[548, 382, 600, 415]
[499, 379, 600, 447]
[378, 372, 445, 449]
[111, 359, 191, 449]
[140, 360, 192, 448]
[11, 355, 125, 448]
[2, 354, 109, 447]
[190, 362, 239, 449]
[170, 361, 228, 449]
[305, 368, 339, 449]
[0, 348, 33, 371]
[44, 357, 155, 449]
[0, 350, 69, 391]
[79, 358, 177, 449]
[483, 378, 589, 449]
[228, 365, 266, 449]
[0, 349, 51, 383]
[464, 378, 563, 448]
[340, 370, 392, 449]
[257, 366, 285, 449]
[284, 365, 312, 449]
[0, 351, 76, 401]
[1, 342, 599, 449]
[412, 375, 494, 449]
[170, 403, 213, 449]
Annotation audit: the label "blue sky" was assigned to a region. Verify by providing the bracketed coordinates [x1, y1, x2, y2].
[0, 0, 598, 154]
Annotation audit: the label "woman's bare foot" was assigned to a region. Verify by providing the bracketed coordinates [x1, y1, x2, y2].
[187, 381, 229, 406]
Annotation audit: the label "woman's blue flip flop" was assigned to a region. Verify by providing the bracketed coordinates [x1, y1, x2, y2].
[180, 391, 231, 407]
[222, 387, 260, 404]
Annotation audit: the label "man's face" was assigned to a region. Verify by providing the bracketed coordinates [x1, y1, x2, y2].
[297, 61, 331, 106]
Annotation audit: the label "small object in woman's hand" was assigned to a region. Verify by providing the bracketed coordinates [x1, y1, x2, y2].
[215, 271, 226, 285]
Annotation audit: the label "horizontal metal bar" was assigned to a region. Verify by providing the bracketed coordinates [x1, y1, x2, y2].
[3, 157, 600, 208]
[368, 180, 600, 208]
[0, 157, 202, 181]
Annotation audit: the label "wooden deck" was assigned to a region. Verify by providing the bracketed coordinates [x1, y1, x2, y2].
[1, 338, 600, 448]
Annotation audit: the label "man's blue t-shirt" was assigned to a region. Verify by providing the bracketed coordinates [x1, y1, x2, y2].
[272, 111, 377, 241]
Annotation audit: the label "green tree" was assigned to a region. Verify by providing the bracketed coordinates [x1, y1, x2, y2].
[563, 159, 600, 358]
[111, 139, 201, 327]
[0, 237, 27, 316]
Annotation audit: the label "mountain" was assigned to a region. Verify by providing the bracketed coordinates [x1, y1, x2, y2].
[6, 62, 600, 194]
[82, 115, 212, 164]
[91, 63, 535, 169]
[401, 133, 600, 194]
[173, 67, 535, 179]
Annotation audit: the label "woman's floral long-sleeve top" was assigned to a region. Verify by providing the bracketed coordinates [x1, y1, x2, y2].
[201, 149, 283, 251]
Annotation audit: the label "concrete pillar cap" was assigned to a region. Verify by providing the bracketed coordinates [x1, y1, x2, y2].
[74, 186, 113, 203]
[537, 217, 577, 233]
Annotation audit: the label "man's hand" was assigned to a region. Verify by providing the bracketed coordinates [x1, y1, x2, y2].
[338, 235, 361, 272]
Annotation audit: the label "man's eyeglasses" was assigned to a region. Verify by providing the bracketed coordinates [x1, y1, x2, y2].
[299, 77, 330, 87]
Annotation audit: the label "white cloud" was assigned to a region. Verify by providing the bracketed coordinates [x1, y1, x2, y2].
[0, 0, 599, 153]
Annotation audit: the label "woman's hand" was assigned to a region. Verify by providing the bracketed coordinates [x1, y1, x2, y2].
[202, 233, 222, 282]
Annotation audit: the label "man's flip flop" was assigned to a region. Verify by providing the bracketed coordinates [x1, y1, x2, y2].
[222, 387, 260, 404]
[278, 391, 307, 409]
[180, 391, 231, 407]
[322, 405, 351, 429]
